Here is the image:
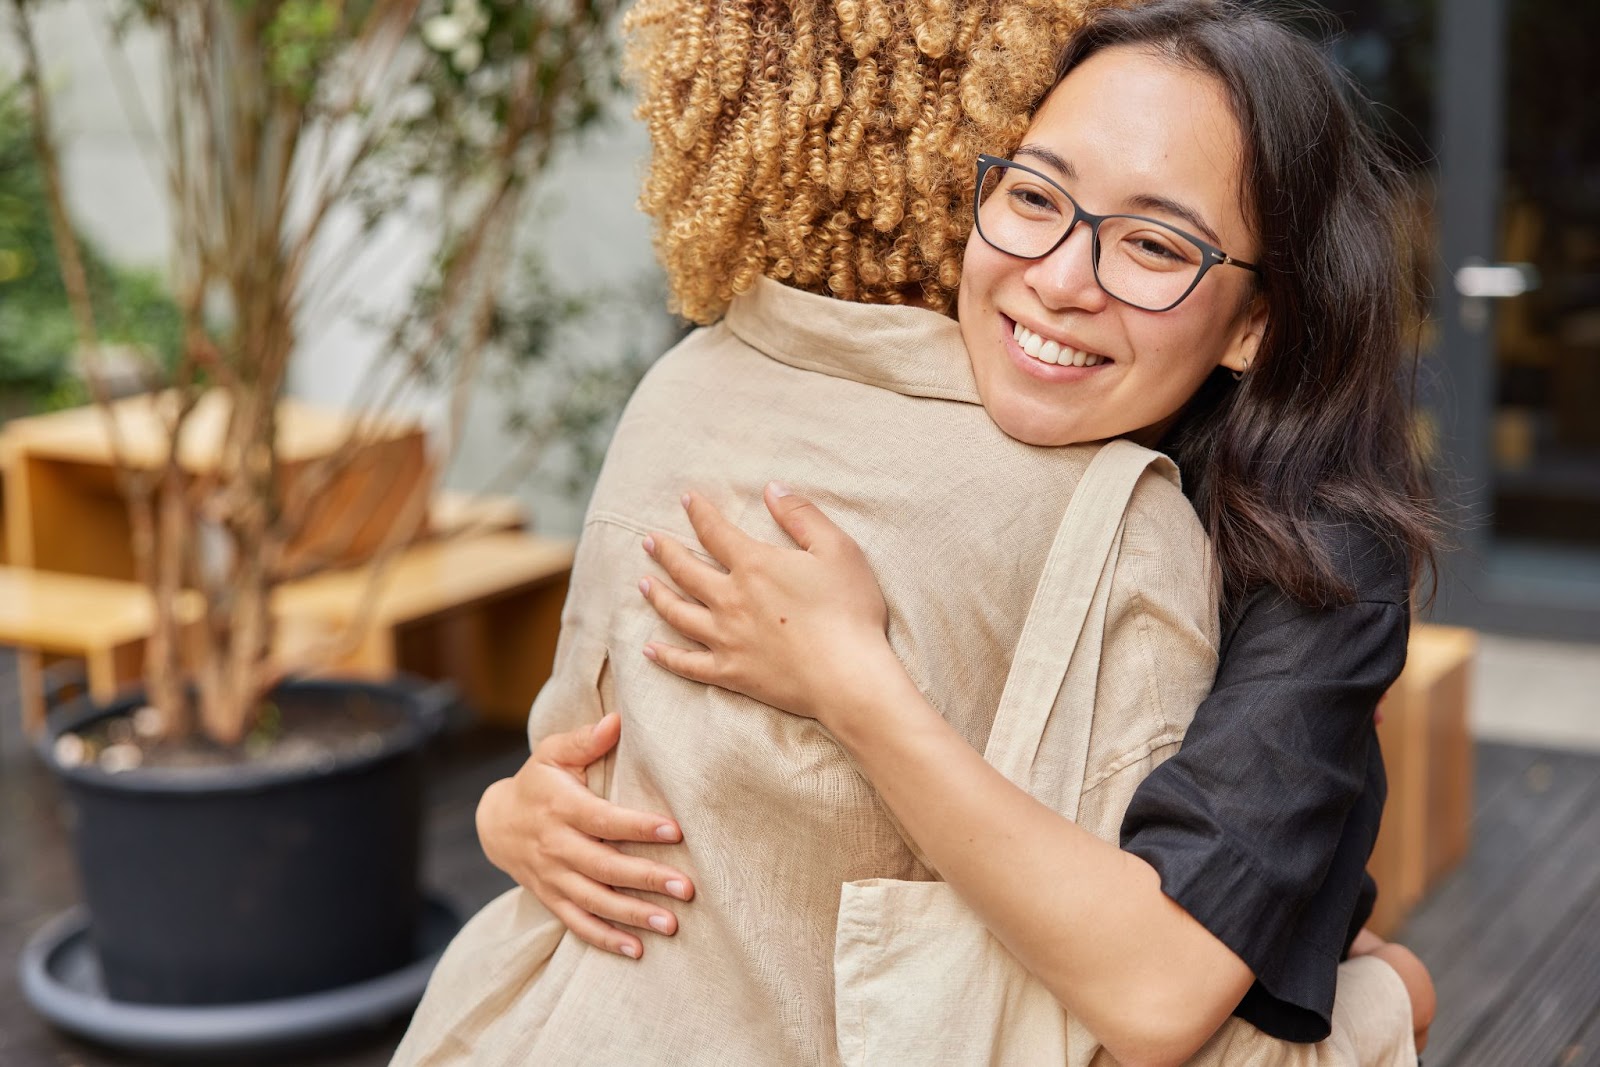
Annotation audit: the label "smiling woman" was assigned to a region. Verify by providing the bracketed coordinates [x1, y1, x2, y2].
[958, 46, 1268, 449]
[397, 2, 1439, 1065]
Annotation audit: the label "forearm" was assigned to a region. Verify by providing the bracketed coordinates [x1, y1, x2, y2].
[831, 653, 1253, 1067]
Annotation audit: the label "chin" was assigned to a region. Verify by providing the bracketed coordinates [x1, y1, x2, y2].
[988, 402, 1085, 448]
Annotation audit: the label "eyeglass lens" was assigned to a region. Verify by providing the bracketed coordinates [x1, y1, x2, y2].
[977, 163, 1207, 311]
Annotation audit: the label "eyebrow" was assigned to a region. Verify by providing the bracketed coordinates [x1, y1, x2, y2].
[1013, 144, 1226, 248]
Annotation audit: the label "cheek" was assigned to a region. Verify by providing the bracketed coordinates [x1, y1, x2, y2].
[1134, 303, 1233, 380]
[959, 238, 1010, 310]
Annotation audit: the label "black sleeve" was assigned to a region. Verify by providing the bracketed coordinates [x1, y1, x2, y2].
[1119, 525, 1409, 1042]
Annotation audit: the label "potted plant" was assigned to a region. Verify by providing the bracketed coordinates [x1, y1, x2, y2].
[8, 0, 622, 1053]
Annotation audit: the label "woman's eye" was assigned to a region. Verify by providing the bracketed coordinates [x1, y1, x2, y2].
[1124, 233, 1192, 265]
[1005, 187, 1060, 216]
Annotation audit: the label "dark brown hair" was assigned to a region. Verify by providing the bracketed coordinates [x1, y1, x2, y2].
[1054, 0, 1439, 610]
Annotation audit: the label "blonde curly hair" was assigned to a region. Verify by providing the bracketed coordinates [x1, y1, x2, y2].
[625, 0, 1111, 323]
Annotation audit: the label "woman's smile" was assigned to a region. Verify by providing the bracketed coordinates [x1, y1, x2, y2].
[1000, 313, 1114, 383]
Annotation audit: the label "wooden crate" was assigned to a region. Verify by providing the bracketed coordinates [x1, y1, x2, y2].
[1367, 623, 1477, 936]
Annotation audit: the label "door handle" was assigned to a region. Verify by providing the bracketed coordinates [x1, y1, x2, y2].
[1453, 259, 1541, 299]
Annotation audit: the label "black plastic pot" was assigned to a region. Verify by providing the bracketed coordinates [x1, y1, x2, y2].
[41, 678, 450, 1007]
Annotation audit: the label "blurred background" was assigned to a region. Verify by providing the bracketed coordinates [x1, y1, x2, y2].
[0, 0, 1596, 1065]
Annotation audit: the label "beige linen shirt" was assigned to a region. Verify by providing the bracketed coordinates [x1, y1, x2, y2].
[393, 279, 1410, 1066]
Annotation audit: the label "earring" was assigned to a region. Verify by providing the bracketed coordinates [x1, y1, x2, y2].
[1231, 368, 1245, 382]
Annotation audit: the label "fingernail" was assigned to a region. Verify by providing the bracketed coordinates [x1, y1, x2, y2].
[642, 645, 658, 661]
[649, 915, 673, 934]
[681, 493, 691, 509]
[639, 577, 652, 596]
[655, 824, 681, 842]
[770, 482, 792, 498]
[642, 535, 655, 555]
[665, 879, 687, 899]
[619, 942, 639, 959]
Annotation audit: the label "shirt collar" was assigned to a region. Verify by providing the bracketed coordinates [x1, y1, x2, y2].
[724, 277, 982, 404]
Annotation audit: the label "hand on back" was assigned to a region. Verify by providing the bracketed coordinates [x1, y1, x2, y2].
[639, 483, 900, 728]
[476, 714, 695, 959]
[1349, 927, 1436, 1053]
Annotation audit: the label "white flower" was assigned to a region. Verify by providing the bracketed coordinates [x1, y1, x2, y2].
[422, 0, 492, 72]
[455, 0, 489, 35]
[451, 38, 483, 74]
[422, 13, 468, 52]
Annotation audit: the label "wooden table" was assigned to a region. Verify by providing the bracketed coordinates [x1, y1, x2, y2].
[0, 390, 430, 582]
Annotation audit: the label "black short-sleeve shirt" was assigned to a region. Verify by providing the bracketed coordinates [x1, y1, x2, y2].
[1120, 519, 1409, 1043]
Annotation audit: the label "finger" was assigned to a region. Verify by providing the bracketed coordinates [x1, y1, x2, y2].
[534, 713, 621, 770]
[681, 490, 759, 567]
[563, 836, 696, 901]
[1348, 927, 1385, 957]
[645, 532, 726, 605]
[566, 783, 683, 845]
[639, 575, 714, 644]
[764, 481, 840, 553]
[562, 871, 680, 937]
[548, 897, 643, 959]
[643, 642, 720, 685]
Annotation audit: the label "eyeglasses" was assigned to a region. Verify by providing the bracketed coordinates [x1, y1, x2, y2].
[973, 154, 1260, 312]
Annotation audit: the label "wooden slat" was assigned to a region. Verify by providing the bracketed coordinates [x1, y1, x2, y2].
[0, 567, 201, 652]
[0, 392, 421, 472]
[1397, 745, 1600, 967]
[274, 532, 574, 629]
[1463, 740, 1543, 817]
[1562, 998, 1600, 1067]
[1415, 789, 1600, 1065]
[1451, 887, 1600, 1067]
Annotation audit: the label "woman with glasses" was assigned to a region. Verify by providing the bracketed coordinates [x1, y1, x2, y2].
[396, 2, 1436, 1064]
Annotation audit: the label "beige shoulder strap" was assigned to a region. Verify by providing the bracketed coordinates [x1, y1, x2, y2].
[982, 439, 1175, 819]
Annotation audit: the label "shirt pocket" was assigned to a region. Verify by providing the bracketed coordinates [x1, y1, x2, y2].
[832, 878, 1073, 1066]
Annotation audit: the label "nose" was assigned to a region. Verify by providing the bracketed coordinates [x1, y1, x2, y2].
[1020, 219, 1109, 313]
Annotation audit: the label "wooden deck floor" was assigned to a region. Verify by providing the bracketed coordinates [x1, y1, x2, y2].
[2, 663, 1598, 1064]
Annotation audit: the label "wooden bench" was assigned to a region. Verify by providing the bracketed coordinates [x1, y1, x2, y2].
[0, 567, 201, 737]
[275, 532, 574, 727]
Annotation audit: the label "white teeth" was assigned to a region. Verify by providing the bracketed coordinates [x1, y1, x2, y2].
[1012, 320, 1107, 369]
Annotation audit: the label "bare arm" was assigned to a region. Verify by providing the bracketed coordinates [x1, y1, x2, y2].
[639, 485, 1249, 1067]
[826, 654, 1252, 1067]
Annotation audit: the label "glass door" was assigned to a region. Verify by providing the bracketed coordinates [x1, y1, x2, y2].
[1432, 0, 1600, 638]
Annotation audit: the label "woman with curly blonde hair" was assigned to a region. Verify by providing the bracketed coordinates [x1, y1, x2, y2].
[394, 1, 1436, 1064]
[628, 0, 1078, 323]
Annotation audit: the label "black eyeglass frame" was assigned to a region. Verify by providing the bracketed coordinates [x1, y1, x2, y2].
[973, 153, 1261, 312]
